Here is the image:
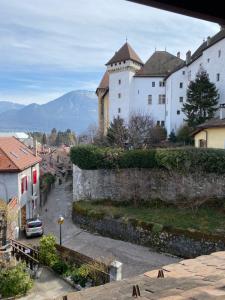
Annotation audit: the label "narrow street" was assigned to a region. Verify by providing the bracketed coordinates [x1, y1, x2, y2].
[31, 179, 180, 278]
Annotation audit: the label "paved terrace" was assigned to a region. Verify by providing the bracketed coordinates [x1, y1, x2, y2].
[55, 251, 225, 300]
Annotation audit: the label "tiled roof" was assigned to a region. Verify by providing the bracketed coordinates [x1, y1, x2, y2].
[190, 29, 225, 64]
[0, 137, 41, 172]
[135, 51, 184, 77]
[97, 71, 109, 90]
[192, 118, 225, 135]
[106, 42, 143, 66]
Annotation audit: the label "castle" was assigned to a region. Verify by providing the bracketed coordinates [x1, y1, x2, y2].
[96, 27, 225, 136]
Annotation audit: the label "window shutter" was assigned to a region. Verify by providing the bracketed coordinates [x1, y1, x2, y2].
[21, 179, 24, 194]
[33, 170, 37, 184]
[25, 177, 28, 191]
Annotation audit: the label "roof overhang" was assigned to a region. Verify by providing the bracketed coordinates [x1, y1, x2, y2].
[127, 0, 225, 25]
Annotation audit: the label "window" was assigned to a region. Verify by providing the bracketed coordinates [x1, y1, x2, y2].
[217, 73, 220, 81]
[152, 82, 155, 87]
[118, 79, 121, 85]
[138, 90, 139, 94]
[33, 170, 37, 185]
[218, 50, 221, 57]
[156, 121, 160, 126]
[199, 139, 207, 148]
[188, 71, 191, 81]
[159, 81, 165, 87]
[21, 176, 28, 194]
[182, 71, 185, 75]
[161, 121, 165, 127]
[118, 93, 121, 98]
[177, 110, 180, 115]
[179, 82, 183, 88]
[179, 97, 183, 103]
[207, 58, 210, 63]
[118, 108, 121, 113]
[148, 95, 152, 105]
[158, 94, 166, 104]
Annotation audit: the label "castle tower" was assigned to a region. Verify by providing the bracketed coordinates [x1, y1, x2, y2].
[105, 42, 143, 126]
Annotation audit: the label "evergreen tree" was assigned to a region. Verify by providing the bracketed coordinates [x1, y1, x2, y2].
[182, 70, 219, 127]
[106, 116, 128, 148]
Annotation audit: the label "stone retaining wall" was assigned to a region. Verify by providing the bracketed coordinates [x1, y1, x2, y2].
[73, 165, 225, 204]
[72, 211, 225, 258]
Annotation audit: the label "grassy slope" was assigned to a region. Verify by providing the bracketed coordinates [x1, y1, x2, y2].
[75, 201, 225, 234]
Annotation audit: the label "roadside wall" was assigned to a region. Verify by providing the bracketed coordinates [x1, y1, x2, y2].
[73, 165, 225, 204]
[72, 211, 225, 258]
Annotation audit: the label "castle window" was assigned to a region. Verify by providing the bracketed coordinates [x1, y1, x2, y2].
[138, 90, 139, 94]
[177, 110, 180, 115]
[179, 82, 183, 88]
[218, 50, 221, 57]
[156, 121, 160, 126]
[118, 93, 121, 98]
[182, 71, 185, 75]
[159, 81, 165, 87]
[158, 94, 166, 104]
[161, 121, 165, 127]
[179, 97, 183, 103]
[118, 79, 121, 85]
[118, 108, 121, 113]
[148, 95, 152, 105]
[207, 58, 210, 63]
[152, 82, 155, 87]
[217, 73, 220, 81]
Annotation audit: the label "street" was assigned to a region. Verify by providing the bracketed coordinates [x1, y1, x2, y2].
[30, 179, 180, 278]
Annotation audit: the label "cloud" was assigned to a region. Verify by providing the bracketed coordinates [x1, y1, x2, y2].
[0, 0, 220, 103]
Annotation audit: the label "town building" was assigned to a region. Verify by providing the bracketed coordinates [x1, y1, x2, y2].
[96, 27, 225, 136]
[0, 137, 41, 228]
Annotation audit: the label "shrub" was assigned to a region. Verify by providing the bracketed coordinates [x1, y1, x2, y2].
[39, 234, 58, 267]
[52, 259, 69, 275]
[0, 263, 33, 298]
[70, 145, 225, 174]
[71, 265, 90, 287]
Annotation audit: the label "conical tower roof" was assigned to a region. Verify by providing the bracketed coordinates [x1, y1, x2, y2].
[106, 42, 143, 66]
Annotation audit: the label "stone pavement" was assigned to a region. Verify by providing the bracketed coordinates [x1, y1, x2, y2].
[54, 251, 225, 300]
[21, 267, 75, 300]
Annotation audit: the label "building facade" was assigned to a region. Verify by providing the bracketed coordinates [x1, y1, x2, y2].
[97, 27, 225, 136]
[0, 137, 41, 228]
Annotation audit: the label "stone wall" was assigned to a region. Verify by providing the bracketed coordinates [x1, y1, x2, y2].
[73, 165, 225, 204]
[72, 211, 225, 258]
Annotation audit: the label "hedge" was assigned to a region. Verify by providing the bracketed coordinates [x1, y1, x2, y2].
[70, 145, 225, 173]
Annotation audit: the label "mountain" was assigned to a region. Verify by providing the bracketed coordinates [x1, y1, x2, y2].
[0, 91, 98, 134]
[0, 101, 25, 114]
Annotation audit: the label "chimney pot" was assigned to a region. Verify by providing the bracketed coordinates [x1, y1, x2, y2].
[186, 50, 191, 65]
[207, 36, 211, 46]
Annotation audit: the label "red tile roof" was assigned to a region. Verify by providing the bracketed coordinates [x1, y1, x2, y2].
[0, 137, 41, 172]
[97, 71, 109, 90]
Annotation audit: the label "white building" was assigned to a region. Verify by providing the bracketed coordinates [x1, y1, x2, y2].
[97, 27, 225, 135]
[0, 137, 41, 228]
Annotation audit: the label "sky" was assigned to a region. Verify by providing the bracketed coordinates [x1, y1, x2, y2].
[0, 0, 220, 104]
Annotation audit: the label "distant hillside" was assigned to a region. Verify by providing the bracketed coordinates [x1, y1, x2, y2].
[0, 101, 25, 114]
[0, 91, 98, 134]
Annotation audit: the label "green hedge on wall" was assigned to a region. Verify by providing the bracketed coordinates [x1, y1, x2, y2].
[70, 145, 225, 173]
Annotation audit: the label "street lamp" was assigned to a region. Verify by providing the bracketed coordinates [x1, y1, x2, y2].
[57, 216, 64, 246]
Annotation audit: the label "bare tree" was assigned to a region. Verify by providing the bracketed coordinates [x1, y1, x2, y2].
[128, 112, 155, 149]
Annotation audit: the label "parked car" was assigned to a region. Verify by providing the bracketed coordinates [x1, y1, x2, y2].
[25, 218, 44, 238]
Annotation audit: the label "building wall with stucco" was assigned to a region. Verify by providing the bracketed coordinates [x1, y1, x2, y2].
[194, 127, 225, 149]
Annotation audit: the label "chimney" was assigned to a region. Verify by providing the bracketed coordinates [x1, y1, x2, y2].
[220, 104, 225, 119]
[186, 50, 191, 65]
[177, 51, 180, 58]
[207, 36, 211, 46]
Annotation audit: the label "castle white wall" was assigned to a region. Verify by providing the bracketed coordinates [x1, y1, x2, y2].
[132, 77, 166, 124]
[106, 34, 225, 136]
